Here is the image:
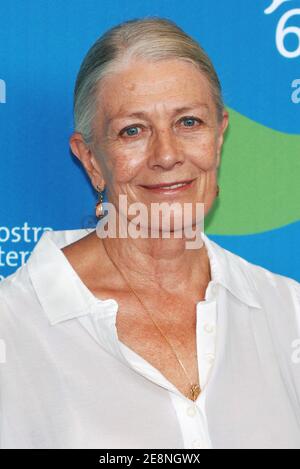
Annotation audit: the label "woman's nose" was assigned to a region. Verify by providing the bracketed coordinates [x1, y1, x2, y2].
[147, 128, 184, 170]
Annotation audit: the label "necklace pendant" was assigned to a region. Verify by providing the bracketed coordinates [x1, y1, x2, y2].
[190, 384, 201, 401]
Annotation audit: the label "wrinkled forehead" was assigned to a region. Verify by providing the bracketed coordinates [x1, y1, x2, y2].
[96, 58, 214, 121]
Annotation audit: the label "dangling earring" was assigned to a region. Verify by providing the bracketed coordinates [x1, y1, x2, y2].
[216, 184, 220, 197]
[95, 185, 105, 218]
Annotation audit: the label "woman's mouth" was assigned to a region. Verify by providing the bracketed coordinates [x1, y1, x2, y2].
[139, 178, 196, 194]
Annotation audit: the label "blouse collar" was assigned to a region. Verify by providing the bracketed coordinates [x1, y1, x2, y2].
[27, 228, 262, 326]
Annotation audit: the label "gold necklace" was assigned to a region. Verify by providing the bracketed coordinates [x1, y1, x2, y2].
[101, 239, 201, 402]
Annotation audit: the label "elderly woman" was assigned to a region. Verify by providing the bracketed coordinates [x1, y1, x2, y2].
[0, 17, 300, 450]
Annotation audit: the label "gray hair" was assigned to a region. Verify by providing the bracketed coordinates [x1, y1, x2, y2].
[73, 16, 225, 146]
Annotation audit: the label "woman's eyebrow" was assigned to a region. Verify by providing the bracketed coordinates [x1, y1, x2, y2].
[107, 102, 209, 125]
[171, 103, 209, 114]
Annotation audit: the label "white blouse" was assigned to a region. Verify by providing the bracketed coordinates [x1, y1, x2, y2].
[0, 228, 299, 449]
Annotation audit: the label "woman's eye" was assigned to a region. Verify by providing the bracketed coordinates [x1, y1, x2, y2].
[120, 126, 141, 137]
[180, 117, 202, 127]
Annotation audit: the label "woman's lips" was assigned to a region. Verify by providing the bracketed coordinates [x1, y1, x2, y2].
[139, 178, 196, 194]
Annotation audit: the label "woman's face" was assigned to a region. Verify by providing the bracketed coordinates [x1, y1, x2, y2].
[90, 58, 228, 230]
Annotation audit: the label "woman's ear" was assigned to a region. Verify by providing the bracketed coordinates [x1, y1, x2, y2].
[69, 132, 105, 189]
[216, 110, 229, 168]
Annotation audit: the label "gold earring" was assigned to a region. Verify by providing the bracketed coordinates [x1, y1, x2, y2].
[216, 185, 220, 197]
[95, 185, 105, 218]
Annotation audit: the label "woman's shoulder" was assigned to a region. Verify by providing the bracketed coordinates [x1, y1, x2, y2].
[223, 243, 299, 314]
[207, 236, 300, 313]
[0, 227, 108, 329]
[0, 262, 36, 323]
[246, 254, 299, 297]
[207, 234, 299, 286]
[250, 261, 300, 314]
[239, 251, 300, 290]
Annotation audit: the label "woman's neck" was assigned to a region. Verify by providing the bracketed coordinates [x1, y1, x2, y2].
[98, 232, 211, 298]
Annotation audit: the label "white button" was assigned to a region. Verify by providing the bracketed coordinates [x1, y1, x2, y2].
[191, 438, 203, 449]
[205, 352, 215, 364]
[186, 405, 197, 417]
[203, 322, 215, 334]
